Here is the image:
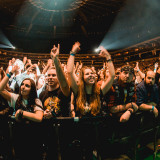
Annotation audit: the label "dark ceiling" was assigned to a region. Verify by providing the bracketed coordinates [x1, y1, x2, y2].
[0, 0, 126, 53]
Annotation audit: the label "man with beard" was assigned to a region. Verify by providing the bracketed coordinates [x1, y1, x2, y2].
[136, 70, 159, 117]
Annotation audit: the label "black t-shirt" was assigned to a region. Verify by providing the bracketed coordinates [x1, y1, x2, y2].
[136, 80, 159, 106]
[101, 78, 136, 118]
[39, 87, 70, 117]
[104, 78, 136, 108]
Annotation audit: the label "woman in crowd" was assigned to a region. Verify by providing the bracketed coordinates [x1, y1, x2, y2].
[67, 42, 115, 117]
[0, 68, 13, 159]
[67, 42, 115, 160]
[0, 65, 44, 160]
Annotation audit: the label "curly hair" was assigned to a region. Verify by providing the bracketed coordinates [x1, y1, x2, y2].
[76, 66, 100, 117]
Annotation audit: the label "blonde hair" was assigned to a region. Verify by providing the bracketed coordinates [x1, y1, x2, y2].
[76, 66, 101, 117]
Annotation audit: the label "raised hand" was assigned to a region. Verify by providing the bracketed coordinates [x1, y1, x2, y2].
[47, 59, 53, 67]
[27, 59, 32, 65]
[11, 64, 19, 73]
[23, 57, 27, 65]
[99, 46, 111, 59]
[79, 62, 83, 70]
[154, 62, 158, 69]
[50, 44, 60, 60]
[9, 60, 12, 66]
[11, 58, 16, 64]
[71, 42, 80, 54]
[134, 62, 139, 72]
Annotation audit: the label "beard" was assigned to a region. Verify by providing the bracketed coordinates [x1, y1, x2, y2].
[145, 81, 153, 90]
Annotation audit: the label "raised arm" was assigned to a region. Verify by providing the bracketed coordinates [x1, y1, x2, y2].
[50, 44, 70, 97]
[6, 60, 13, 74]
[0, 65, 19, 102]
[154, 62, 158, 73]
[42, 59, 53, 75]
[33, 63, 41, 76]
[99, 46, 115, 95]
[67, 42, 80, 95]
[23, 56, 27, 66]
[134, 62, 145, 79]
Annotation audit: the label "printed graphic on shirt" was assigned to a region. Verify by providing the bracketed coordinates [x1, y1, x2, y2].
[84, 102, 91, 113]
[44, 96, 61, 114]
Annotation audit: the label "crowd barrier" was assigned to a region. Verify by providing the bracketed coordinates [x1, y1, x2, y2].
[0, 112, 160, 160]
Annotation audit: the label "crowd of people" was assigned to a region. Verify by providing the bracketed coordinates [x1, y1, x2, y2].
[0, 42, 160, 160]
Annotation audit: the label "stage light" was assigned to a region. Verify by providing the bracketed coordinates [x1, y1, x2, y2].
[12, 46, 16, 49]
[0, 44, 11, 49]
[94, 48, 100, 53]
[100, 0, 160, 50]
[0, 30, 14, 49]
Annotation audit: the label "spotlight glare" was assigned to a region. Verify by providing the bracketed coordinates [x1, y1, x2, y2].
[95, 48, 100, 53]
[12, 46, 16, 49]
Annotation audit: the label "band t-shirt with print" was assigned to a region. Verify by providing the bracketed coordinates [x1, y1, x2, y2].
[39, 87, 70, 117]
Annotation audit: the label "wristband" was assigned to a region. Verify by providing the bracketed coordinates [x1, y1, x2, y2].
[74, 117, 79, 122]
[6, 73, 11, 78]
[152, 106, 154, 112]
[51, 110, 57, 117]
[137, 69, 140, 72]
[70, 51, 75, 56]
[106, 59, 112, 63]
